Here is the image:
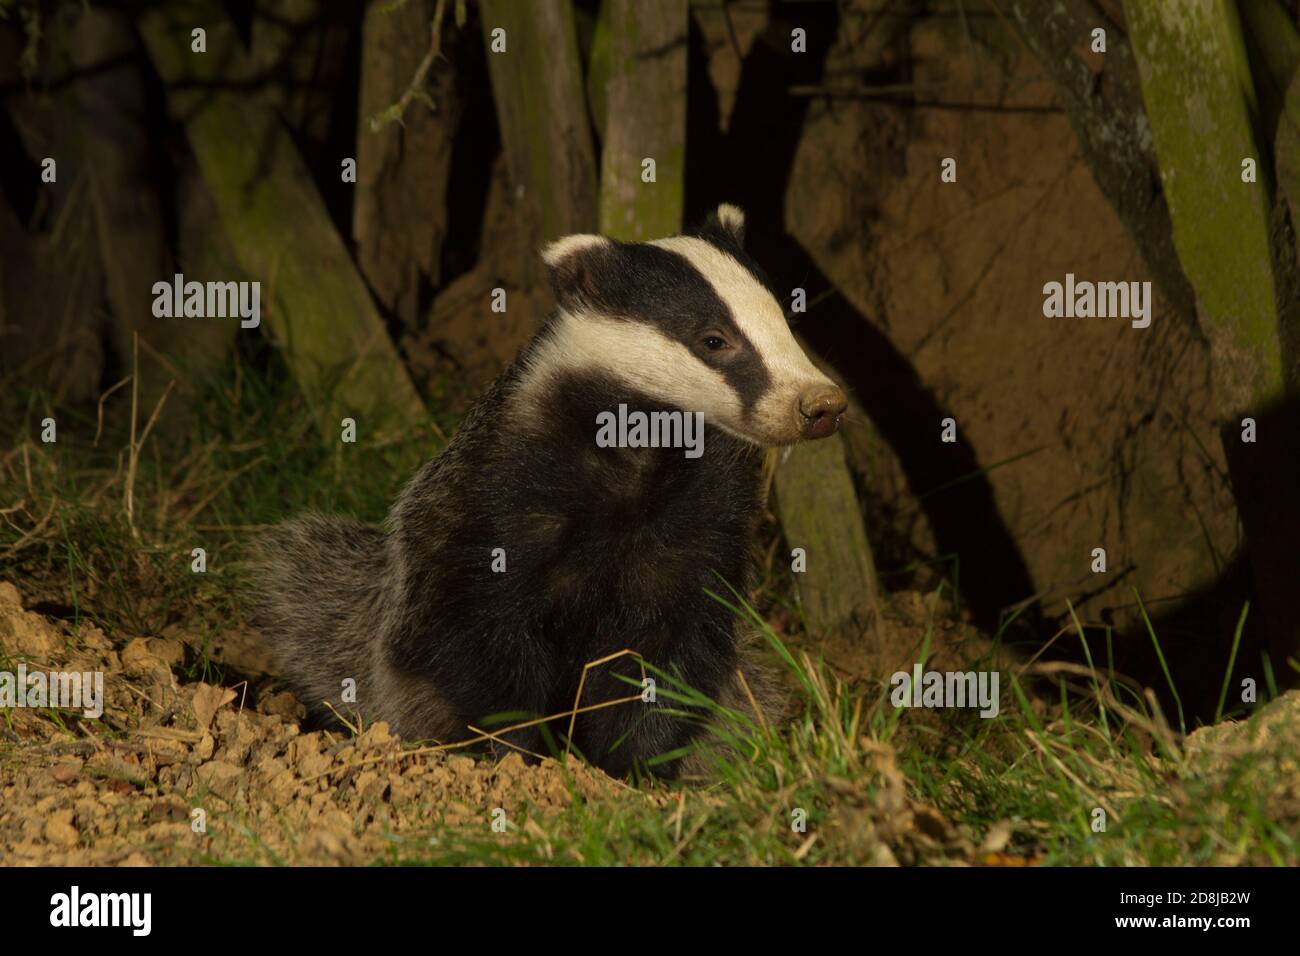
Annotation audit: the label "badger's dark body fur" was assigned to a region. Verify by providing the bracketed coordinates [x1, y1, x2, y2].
[258, 361, 775, 776]
[255, 208, 843, 778]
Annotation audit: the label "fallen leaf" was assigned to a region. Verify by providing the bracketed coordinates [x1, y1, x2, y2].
[192, 683, 237, 733]
[977, 820, 1014, 855]
[49, 763, 81, 784]
[981, 852, 1039, 867]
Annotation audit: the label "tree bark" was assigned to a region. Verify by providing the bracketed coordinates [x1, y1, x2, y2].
[138, 0, 425, 438]
[1, 10, 107, 405]
[353, 0, 464, 329]
[0, 175, 104, 407]
[478, 0, 598, 281]
[68, 6, 226, 413]
[1128, 0, 1299, 672]
[251, 0, 354, 147]
[596, 0, 687, 241]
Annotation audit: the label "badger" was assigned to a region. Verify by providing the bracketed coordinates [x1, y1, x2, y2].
[254, 204, 847, 778]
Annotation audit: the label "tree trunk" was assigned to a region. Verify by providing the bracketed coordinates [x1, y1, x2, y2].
[1128, 0, 1300, 671]
[353, 0, 465, 329]
[1008, 0, 1198, 325]
[773, 431, 879, 639]
[478, 0, 598, 281]
[70, 6, 231, 414]
[138, 0, 425, 439]
[596, 0, 687, 241]
[1, 12, 107, 405]
[0, 179, 104, 407]
[251, 0, 354, 147]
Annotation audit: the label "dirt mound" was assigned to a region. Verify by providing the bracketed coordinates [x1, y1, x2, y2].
[0, 581, 624, 865]
[1186, 690, 1300, 758]
[0, 580, 981, 866]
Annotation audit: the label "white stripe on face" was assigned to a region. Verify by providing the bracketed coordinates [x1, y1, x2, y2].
[649, 237, 838, 439]
[649, 237, 828, 386]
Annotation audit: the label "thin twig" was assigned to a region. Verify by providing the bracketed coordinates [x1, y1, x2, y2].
[322, 700, 361, 737]
[0, 498, 56, 556]
[125, 335, 139, 535]
[466, 723, 549, 762]
[367, 0, 450, 132]
[125, 372, 176, 540]
[177, 455, 268, 525]
[298, 691, 644, 784]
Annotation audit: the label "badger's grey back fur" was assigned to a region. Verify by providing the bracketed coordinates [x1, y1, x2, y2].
[254, 206, 844, 778]
[254, 514, 385, 710]
[253, 513, 460, 741]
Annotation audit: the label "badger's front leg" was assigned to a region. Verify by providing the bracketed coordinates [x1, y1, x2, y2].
[383, 617, 558, 755]
[564, 627, 736, 779]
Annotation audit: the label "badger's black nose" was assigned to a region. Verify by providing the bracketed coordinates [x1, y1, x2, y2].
[799, 386, 847, 439]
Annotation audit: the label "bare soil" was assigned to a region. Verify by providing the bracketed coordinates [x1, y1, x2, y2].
[0, 581, 627, 865]
[0, 580, 981, 866]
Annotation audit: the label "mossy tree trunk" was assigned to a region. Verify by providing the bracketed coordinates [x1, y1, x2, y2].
[478, 0, 598, 281]
[1128, 0, 1300, 669]
[1241, 1, 1300, 391]
[773, 429, 879, 640]
[70, 5, 239, 419]
[594, 0, 687, 241]
[139, 0, 425, 439]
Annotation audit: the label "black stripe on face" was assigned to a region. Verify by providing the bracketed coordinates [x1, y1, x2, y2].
[568, 241, 773, 415]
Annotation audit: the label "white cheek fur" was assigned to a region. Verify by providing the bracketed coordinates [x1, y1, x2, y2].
[516, 311, 744, 426]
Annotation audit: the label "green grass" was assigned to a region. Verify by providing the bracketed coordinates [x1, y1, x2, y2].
[1, 345, 457, 638]
[1, 356, 1297, 867]
[377, 611, 1296, 867]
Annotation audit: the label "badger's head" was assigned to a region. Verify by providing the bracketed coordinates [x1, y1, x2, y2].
[523, 204, 847, 447]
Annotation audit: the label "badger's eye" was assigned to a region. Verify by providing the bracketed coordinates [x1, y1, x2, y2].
[703, 335, 728, 351]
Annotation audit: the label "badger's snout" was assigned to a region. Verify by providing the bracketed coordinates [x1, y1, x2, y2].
[798, 385, 847, 439]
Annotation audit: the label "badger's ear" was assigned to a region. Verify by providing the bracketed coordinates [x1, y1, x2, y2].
[714, 203, 745, 243]
[540, 233, 614, 310]
[697, 203, 745, 249]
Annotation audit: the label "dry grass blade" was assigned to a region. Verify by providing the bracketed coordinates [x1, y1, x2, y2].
[735, 666, 769, 733]
[1023, 728, 1121, 824]
[93, 375, 132, 448]
[177, 455, 269, 525]
[565, 648, 646, 757]
[1022, 660, 1183, 756]
[0, 498, 56, 557]
[123, 333, 177, 539]
[466, 724, 549, 762]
